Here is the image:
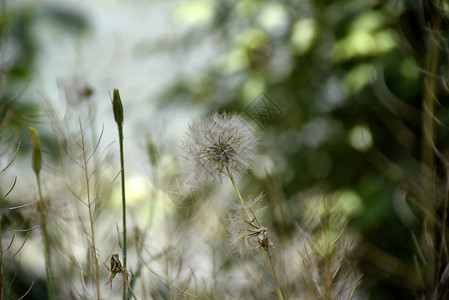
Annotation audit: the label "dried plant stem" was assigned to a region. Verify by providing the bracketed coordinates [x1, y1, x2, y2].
[36, 174, 55, 300]
[0, 217, 6, 300]
[226, 167, 284, 300]
[262, 248, 284, 300]
[80, 122, 101, 300]
[421, 5, 441, 287]
[121, 273, 138, 300]
[165, 251, 172, 300]
[323, 202, 333, 300]
[88, 106, 100, 209]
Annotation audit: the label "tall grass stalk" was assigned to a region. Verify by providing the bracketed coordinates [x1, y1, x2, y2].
[111, 89, 128, 300]
[29, 127, 54, 300]
[226, 167, 284, 300]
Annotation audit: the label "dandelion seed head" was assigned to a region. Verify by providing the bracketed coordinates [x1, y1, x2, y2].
[182, 112, 258, 181]
[228, 193, 270, 255]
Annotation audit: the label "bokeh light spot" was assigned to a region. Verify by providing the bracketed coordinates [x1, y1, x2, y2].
[290, 18, 316, 54]
[174, 0, 214, 25]
[349, 125, 373, 152]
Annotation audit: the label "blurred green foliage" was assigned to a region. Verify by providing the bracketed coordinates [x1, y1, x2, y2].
[0, 1, 88, 143]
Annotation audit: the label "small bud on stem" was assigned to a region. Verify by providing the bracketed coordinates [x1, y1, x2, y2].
[112, 89, 124, 126]
[28, 127, 42, 176]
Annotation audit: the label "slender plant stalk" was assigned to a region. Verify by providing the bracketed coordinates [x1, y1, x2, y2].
[29, 127, 55, 300]
[322, 200, 332, 300]
[226, 167, 251, 220]
[111, 89, 128, 300]
[88, 101, 100, 212]
[226, 167, 284, 300]
[36, 171, 55, 300]
[118, 123, 127, 269]
[118, 121, 128, 300]
[79, 122, 101, 300]
[165, 251, 172, 300]
[0, 144, 21, 300]
[121, 273, 139, 300]
[421, 4, 441, 287]
[437, 175, 449, 291]
[262, 248, 284, 300]
[0, 216, 6, 300]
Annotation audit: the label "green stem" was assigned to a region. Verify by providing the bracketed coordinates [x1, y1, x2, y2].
[118, 124, 127, 300]
[226, 167, 252, 220]
[262, 248, 284, 300]
[36, 173, 55, 300]
[226, 167, 284, 300]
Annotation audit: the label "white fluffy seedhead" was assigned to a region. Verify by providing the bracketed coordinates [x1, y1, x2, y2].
[228, 193, 270, 255]
[182, 112, 258, 182]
